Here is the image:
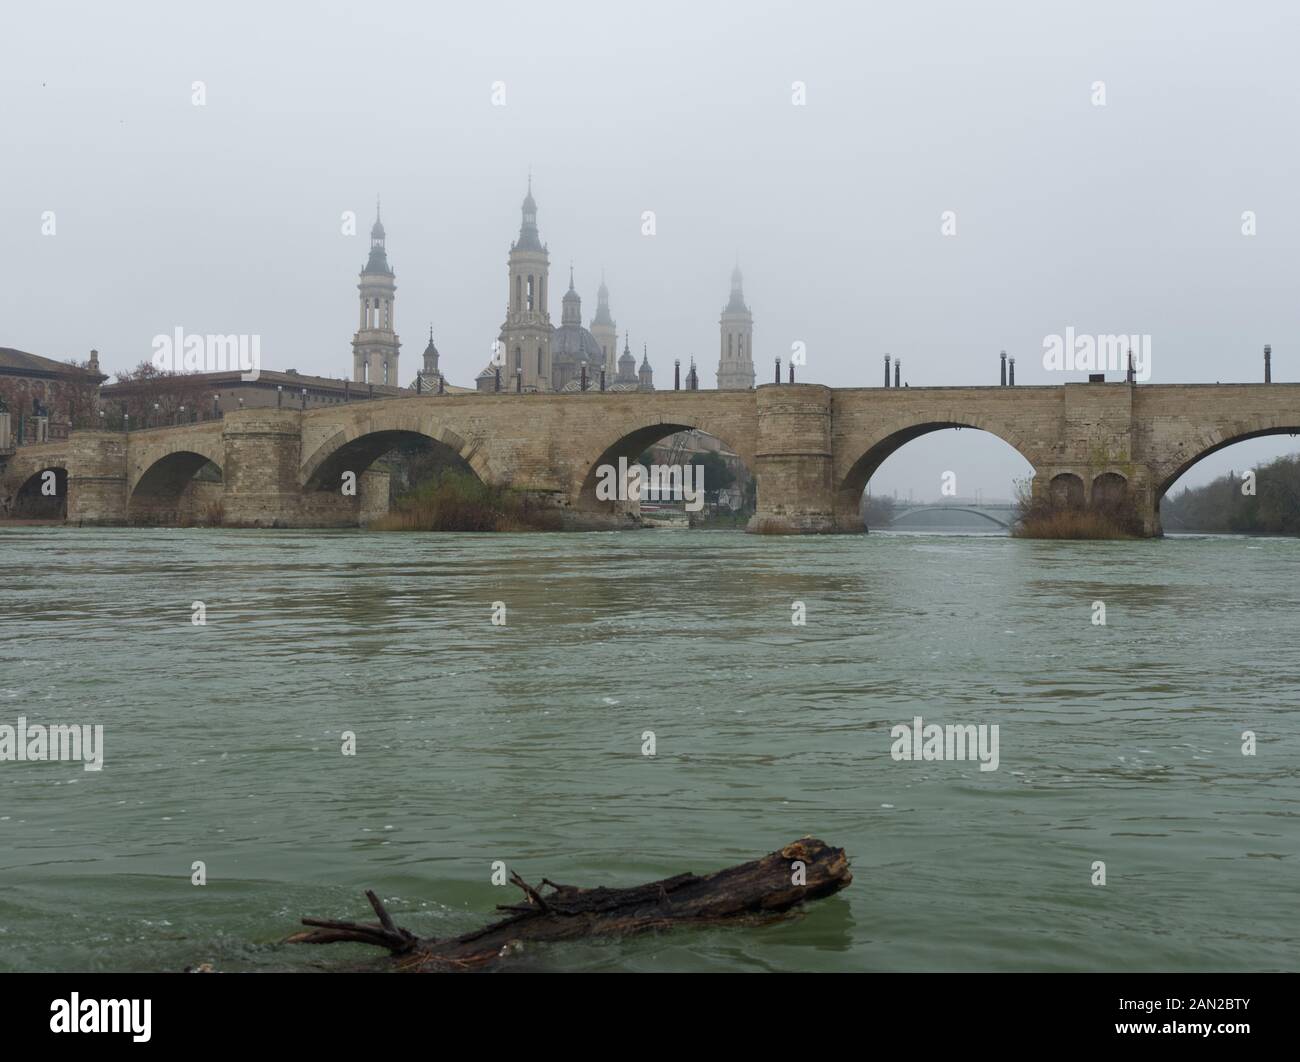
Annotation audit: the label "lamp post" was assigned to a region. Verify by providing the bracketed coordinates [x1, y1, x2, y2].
[276, 385, 283, 409]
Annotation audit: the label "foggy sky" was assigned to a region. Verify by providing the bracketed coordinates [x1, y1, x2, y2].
[4, 0, 1298, 499]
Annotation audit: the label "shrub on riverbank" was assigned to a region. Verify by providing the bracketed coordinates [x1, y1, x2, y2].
[1012, 507, 1141, 539]
[370, 470, 562, 532]
[1011, 480, 1142, 539]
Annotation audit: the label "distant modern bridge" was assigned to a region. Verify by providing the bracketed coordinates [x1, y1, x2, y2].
[885, 503, 1019, 529]
[2, 380, 1298, 536]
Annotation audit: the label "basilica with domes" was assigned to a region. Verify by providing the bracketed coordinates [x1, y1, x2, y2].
[477, 181, 655, 393]
[349, 182, 755, 395]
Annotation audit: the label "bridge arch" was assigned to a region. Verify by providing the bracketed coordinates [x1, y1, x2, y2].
[1050, 472, 1085, 509]
[128, 451, 223, 524]
[5, 465, 69, 519]
[1091, 471, 1128, 510]
[889, 505, 1012, 529]
[835, 417, 1042, 529]
[300, 410, 492, 491]
[572, 412, 757, 520]
[1153, 422, 1300, 501]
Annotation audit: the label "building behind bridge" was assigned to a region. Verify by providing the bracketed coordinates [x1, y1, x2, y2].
[0, 347, 107, 449]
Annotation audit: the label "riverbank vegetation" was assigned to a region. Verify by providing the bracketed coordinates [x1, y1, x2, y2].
[370, 470, 562, 532]
[1011, 480, 1142, 539]
[1013, 507, 1142, 539]
[1162, 454, 1300, 534]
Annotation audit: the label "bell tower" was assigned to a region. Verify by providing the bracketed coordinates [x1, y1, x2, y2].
[352, 199, 400, 386]
[717, 264, 755, 390]
[590, 270, 618, 378]
[498, 177, 552, 391]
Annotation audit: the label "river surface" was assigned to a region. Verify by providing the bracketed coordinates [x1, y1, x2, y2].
[0, 526, 1296, 972]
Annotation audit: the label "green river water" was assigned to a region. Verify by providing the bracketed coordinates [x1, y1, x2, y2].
[0, 527, 1296, 972]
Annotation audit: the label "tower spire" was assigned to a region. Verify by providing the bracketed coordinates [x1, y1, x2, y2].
[718, 261, 755, 390]
[516, 174, 542, 251]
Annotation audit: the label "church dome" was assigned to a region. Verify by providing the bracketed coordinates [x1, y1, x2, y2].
[551, 322, 604, 364]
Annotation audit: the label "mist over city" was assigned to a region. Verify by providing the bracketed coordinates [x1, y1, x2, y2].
[5, 1, 1297, 498]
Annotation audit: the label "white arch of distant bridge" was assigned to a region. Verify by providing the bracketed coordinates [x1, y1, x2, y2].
[886, 503, 1017, 529]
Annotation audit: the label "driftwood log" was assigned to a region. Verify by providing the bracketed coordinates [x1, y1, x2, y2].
[288, 837, 851, 971]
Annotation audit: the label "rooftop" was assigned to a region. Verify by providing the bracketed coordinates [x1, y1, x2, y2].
[0, 347, 106, 380]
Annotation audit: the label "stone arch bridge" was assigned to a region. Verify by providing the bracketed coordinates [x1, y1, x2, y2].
[2, 381, 1297, 535]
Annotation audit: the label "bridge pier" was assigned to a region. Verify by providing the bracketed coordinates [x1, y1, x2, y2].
[1033, 461, 1164, 537]
[67, 432, 128, 524]
[562, 497, 642, 531]
[1130, 470, 1163, 536]
[294, 467, 391, 526]
[220, 410, 306, 527]
[747, 384, 840, 534]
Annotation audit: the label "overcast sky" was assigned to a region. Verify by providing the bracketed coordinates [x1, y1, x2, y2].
[4, 0, 1297, 499]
